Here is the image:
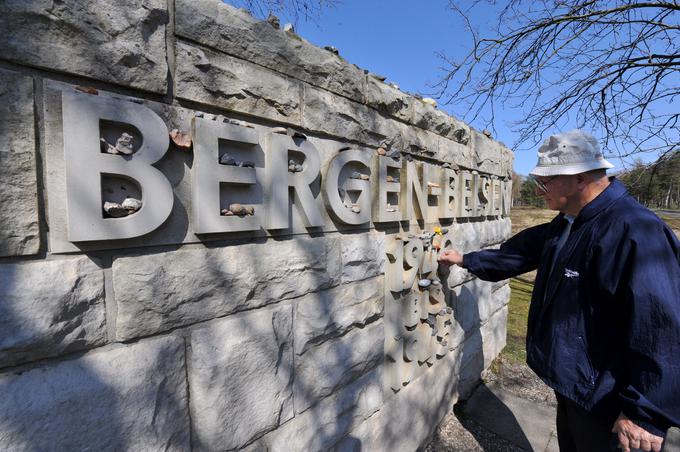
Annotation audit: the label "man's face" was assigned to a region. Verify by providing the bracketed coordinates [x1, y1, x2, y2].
[534, 175, 578, 213]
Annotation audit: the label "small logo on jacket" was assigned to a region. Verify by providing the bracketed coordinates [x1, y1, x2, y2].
[564, 269, 579, 279]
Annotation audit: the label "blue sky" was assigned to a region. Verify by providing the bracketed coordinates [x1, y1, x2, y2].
[225, 0, 665, 175]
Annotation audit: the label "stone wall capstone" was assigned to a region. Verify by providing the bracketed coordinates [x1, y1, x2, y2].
[0, 0, 514, 450]
[0, 0, 169, 93]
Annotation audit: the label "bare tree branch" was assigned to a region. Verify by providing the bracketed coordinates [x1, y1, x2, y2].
[436, 0, 679, 161]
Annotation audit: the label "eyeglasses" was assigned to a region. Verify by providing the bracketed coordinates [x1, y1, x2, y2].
[530, 175, 558, 193]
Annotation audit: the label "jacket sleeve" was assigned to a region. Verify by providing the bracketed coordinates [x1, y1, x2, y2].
[462, 222, 550, 282]
[598, 219, 680, 436]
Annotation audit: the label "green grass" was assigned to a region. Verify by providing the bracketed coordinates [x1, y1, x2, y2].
[656, 211, 680, 238]
[501, 278, 534, 363]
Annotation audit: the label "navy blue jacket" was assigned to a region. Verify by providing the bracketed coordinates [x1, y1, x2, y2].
[463, 179, 680, 436]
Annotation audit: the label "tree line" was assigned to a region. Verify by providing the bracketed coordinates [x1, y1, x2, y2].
[513, 150, 680, 210]
[617, 151, 680, 210]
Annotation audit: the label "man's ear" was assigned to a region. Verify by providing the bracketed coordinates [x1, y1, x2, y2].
[575, 173, 587, 188]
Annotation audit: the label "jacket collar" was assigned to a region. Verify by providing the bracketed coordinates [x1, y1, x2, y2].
[574, 177, 627, 225]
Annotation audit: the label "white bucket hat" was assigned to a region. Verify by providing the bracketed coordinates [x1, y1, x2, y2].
[529, 129, 614, 176]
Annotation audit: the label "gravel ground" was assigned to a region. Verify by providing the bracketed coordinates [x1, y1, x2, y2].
[483, 357, 556, 408]
[424, 409, 525, 452]
[423, 357, 555, 452]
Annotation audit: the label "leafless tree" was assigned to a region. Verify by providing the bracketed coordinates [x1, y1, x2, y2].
[225, 0, 340, 25]
[436, 0, 679, 161]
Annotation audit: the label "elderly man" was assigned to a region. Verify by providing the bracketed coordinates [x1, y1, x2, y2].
[438, 130, 680, 452]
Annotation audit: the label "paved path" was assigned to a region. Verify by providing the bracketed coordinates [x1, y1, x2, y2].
[457, 382, 680, 452]
[461, 383, 558, 452]
[426, 357, 680, 451]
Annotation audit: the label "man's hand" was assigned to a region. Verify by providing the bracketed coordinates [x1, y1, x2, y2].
[612, 413, 663, 452]
[437, 249, 464, 267]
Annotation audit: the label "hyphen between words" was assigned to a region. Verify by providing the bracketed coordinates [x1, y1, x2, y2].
[61, 91, 512, 243]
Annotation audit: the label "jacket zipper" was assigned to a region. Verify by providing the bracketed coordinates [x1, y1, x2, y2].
[578, 335, 596, 386]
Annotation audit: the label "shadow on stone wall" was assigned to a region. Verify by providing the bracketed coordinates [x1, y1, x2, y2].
[162, 231, 354, 449]
[0, 262, 192, 450]
[0, 193, 509, 451]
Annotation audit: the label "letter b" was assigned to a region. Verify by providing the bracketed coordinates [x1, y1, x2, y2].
[61, 92, 173, 242]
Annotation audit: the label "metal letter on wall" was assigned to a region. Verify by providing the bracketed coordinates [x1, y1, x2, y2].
[491, 177, 502, 217]
[192, 118, 260, 233]
[478, 174, 491, 216]
[423, 163, 441, 222]
[400, 161, 428, 221]
[439, 168, 458, 219]
[372, 156, 402, 223]
[322, 149, 372, 225]
[384, 234, 455, 393]
[502, 179, 513, 216]
[61, 92, 173, 241]
[458, 170, 475, 218]
[262, 132, 323, 230]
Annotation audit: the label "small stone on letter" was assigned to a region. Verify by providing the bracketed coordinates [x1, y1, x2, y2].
[170, 129, 192, 149]
[103, 201, 128, 218]
[115, 133, 135, 155]
[121, 197, 142, 212]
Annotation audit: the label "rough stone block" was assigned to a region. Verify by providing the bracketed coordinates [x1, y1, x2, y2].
[412, 99, 471, 144]
[445, 218, 510, 254]
[452, 277, 507, 334]
[446, 222, 480, 254]
[0, 69, 39, 256]
[456, 337, 486, 401]
[189, 305, 293, 451]
[471, 130, 514, 178]
[0, 336, 190, 451]
[443, 263, 474, 291]
[295, 277, 384, 356]
[340, 232, 385, 284]
[302, 85, 400, 146]
[0, 257, 106, 369]
[481, 304, 508, 366]
[457, 305, 508, 399]
[502, 216, 513, 239]
[496, 217, 513, 242]
[175, 41, 301, 124]
[399, 122, 440, 159]
[364, 77, 412, 122]
[245, 369, 382, 452]
[294, 320, 383, 413]
[175, 0, 366, 102]
[452, 278, 481, 335]
[113, 236, 340, 340]
[336, 339, 462, 452]
[438, 134, 478, 171]
[478, 217, 513, 247]
[0, 0, 168, 93]
[440, 219, 511, 291]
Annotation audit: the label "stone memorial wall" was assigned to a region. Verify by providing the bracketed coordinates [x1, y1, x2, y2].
[0, 0, 513, 450]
